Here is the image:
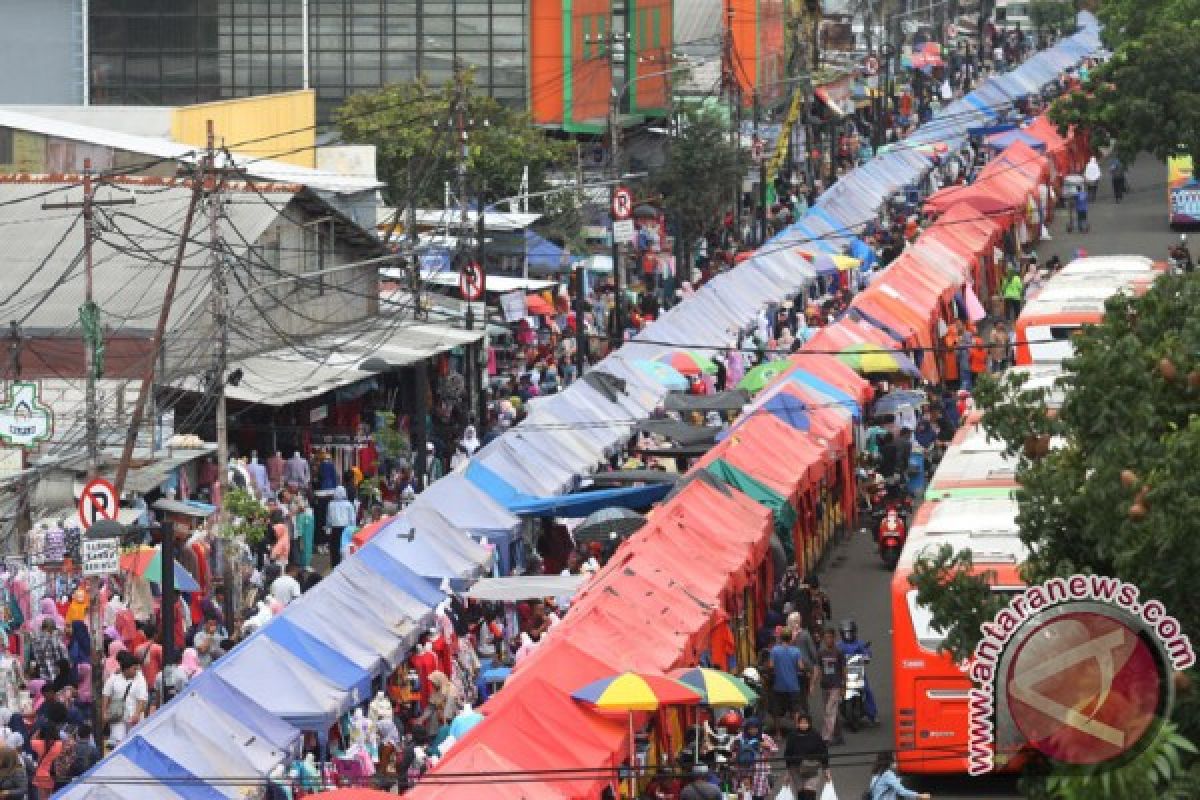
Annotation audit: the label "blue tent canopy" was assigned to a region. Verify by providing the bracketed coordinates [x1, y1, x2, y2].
[846, 307, 909, 346]
[466, 458, 672, 516]
[525, 229, 567, 274]
[354, 545, 447, 607]
[182, 670, 302, 750]
[787, 372, 862, 420]
[263, 616, 373, 702]
[122, 737, 227, 800]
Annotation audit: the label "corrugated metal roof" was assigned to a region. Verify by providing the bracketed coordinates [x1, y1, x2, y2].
[173, 310, 485, 407]
[0, 107, 381, 194]
[0, 181, 280, 331]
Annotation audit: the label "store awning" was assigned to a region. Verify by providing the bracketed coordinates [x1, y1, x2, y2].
[178, 315, 485, 407]
[465, 574, 589, 603]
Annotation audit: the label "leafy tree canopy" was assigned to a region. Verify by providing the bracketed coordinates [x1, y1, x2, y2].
[335, 73, 573, 209]
[1049, 1, 1200, 165]
[651, 108, 746, 255]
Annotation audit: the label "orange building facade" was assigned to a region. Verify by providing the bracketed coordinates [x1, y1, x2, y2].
[531, 0, 674, 132]
[729, 0, 787, 106]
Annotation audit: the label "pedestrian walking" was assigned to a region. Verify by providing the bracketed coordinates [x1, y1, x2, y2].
[1073, 185, 1090, 233]
[815, 628, 846, 745]
[1001, 268, 1024, 322]
[865, 751, 931, 799]
[784, 713, 830, 800]
[770, 629, 811, 725]
[1110, 157, 1127, 202]
[1084, 156, 1102, 200]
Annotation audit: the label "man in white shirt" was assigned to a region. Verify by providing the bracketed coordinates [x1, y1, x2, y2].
[270, 564, 303, 607]
[102, 651, 148, 744]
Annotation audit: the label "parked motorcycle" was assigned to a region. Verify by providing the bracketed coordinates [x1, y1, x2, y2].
[841, 649, 871, 732]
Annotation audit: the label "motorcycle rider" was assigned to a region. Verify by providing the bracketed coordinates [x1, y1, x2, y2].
[837, 620, 878, 726]
[1170, 235, 1194, 273]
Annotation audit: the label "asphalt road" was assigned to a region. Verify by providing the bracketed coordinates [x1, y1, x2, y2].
[819, 154, 1170, 800]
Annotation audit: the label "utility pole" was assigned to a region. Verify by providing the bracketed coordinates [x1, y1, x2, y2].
[474, 179, 487, 428]
[42, 160, 135, 476]
[608, 84, 624, 340]
[204, 120, 235, 627]
[81, 162, 99, 476]
[114, 167, 202, 495]
[724, 2, 743, 245]
[573, 264, 588, 379]
[754, 88, 768, 246]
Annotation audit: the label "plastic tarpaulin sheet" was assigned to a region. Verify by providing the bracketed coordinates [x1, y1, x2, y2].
[986, 129, 1048, 153]
[361, 513, 484, 580]
[263, 615, 372, 702]
[57, 743, 219, 800]
[505, 482, 671, 517]
[214, 633, 349, 730]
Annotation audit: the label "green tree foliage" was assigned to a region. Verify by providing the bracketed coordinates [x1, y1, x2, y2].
[1020, 722, 1199, 798]
[651, 109, 746, 266]
[222, 487, 267, 544]
[1048, 1, 1200, 165]
[909, 544, 1007, 661]
[1029, 0, 1076, 37]
[913, 274, 1200, 794]
[335, 74, 572, 208]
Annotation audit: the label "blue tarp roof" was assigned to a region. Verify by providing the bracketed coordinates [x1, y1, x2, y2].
[525, 229, 567, 271]
[122, 737, 227, 800]
[786, 373, 862, 420]
[464, 460, 670, 516]
[263, 616, 373, 701]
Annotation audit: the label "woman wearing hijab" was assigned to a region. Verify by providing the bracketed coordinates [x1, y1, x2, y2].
[420, 671, 461, 738]
[784, 713, 829, 800]
[102, 640, 126, 683]
[180, 648, 203, 680]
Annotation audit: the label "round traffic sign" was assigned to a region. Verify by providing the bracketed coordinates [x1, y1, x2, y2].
[459, 262, 485, 302]
[78, 477, 117, 531]
[611, 187, 634, 220]
[865, 56, 880, 75]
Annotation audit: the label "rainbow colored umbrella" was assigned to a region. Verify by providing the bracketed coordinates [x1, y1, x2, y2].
[572, 672, 701, 711]
[655, 350, 718, 377]
[671, 668, 757, 706]
[574, 672, 702, 797]
[738, 361, 793, 394]
[836, 343, 921, 377]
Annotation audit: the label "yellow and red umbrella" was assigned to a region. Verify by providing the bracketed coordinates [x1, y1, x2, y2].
[574, 672, 701, 796]
[572, 671, 701, 711]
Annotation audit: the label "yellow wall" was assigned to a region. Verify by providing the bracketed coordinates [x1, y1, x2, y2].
[171, 90, 316, 169]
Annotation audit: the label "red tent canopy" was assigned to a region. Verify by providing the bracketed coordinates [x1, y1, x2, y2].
[695, 413, 829, 496]
[987, 140, 1050, 189]
[801, 317, 900, 355]
[429, 678, 628, 800]
[414, 744, 572, 800]
[766, 383, 856, 449]
[1023, 116, 1073, 175]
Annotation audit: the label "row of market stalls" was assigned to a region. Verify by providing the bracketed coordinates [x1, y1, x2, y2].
[59, 16, 1101, 800]
[403, 19, 1103, 800]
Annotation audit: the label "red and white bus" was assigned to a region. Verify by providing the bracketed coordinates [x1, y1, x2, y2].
[1014, 256, 1167, 366]
[891, 498, 1028, 774]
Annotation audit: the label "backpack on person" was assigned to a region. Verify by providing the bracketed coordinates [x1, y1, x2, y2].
[51, 734, 77, 784]
[735, 735, 761, 768]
